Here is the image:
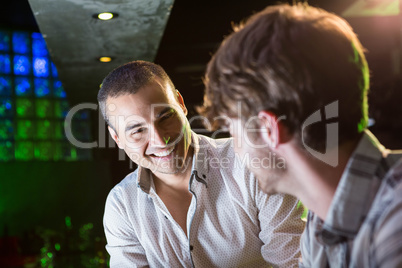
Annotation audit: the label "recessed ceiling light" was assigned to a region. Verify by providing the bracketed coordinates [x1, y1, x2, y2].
[99, 57, 112, 62]
[94, 12, 118, 20]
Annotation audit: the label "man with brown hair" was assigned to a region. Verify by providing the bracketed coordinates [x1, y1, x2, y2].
[98, 60, 305, 267]
[200, 3, 402, 267]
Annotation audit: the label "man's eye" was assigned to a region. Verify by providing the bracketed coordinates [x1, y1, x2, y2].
[161, 110, 176, 121]
[132, 128, 145, 135]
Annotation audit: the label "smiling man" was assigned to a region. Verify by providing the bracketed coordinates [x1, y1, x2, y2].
[97, 60, 305, 267]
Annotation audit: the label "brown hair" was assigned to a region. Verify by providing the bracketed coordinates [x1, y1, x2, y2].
[199, 3, 369, 150]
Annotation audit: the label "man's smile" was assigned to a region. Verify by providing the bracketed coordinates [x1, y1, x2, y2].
[152, 146, 175, 157]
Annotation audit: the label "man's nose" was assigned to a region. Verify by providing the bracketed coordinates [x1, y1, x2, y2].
[149, 125, 168, 147]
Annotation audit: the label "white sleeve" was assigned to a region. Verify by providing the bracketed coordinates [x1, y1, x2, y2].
[299, 211, 313, 268]
[256, 188, 306, 267]
[103, 189, 149, 268]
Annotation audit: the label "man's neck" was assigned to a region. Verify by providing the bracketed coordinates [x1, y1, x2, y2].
[286, 139, 359, 221]
[151, 147, 195, 236]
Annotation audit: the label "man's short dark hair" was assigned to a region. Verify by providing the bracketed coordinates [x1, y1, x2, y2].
[97, 60, 175, 129]
[199, 3, 369, 151]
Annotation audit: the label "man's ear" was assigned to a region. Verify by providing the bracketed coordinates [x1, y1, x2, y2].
[175, 90, 188, 116]
[108, 126, 124, 150]
[258, 111, 280, 148]
[258, 111, 291, 147]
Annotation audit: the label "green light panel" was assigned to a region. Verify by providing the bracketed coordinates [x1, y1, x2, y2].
[53, 142, 69, 161]
[0, 119, 13, 139]
[36, 120, 53, 140]
[15, 141, 34, 160]
[54, 120, 65, 140]
[0, 141, 13, 160]
[53, 142, 62, 160]
[55, 142, 78, 161]
[54, 100, 69, 118]
[52, 141, 78, 161]
[36, 99, 53, 118]
[0, 29, 92, 161]
[16, 98, 35, 117]
[35, 141, 53, 160]
[15, 120, 35, 140]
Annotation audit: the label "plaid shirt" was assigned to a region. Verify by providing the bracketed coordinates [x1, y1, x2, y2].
[300, 130, 402, 268]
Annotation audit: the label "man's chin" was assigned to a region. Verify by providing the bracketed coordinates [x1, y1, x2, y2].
[150, 164, 186, 175]
[256, 176, 279, 194]
[154, 168, 180, 175]
[261, 187, 278, 195]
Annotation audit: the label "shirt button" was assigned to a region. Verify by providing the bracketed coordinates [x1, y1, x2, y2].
[164, 215, 168, 219]
[190, 245, 194, 251]
[202, 174, 206, 179]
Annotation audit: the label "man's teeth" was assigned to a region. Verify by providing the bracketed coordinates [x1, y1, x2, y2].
[154, 147, 174, 157]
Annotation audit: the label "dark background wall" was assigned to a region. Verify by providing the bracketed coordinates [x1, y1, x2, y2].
[0, 162, 111, 236]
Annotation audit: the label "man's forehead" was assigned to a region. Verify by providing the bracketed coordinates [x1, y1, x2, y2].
[107, 101, 176, 121]
[107, 81, 175, 104]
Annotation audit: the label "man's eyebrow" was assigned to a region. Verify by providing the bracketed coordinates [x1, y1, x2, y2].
[125, 122, 145, 132]
[155, 107, 174, 119]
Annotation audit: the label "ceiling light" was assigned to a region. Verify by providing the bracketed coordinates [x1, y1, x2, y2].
[99, 57, 112, 62]
[94, 12, 118, 20]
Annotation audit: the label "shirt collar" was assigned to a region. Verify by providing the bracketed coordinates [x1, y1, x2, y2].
[136, 131, 210, 194]
[320, 130, 387, 242]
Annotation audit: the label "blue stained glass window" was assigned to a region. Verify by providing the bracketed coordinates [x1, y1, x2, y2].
[51, 62, 58, 77]
[33, 57, 49, 77]
[0, 54, 11, 74]
[32, 32, 48, 56]
[15, 77, 32, 96]
[0, 98, 13, 117]
[12, 32, 30, 54]
[34, 78, 50, 97]
[53, 80, 66, 98]
[0, 31, 10, 52]
[0, 76, 12, 96]
[13, 55, 31, 75]
[0, 29, 92, 162]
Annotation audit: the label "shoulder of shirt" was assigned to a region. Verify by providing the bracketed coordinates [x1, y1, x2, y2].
[369, 159, 402, 266]
[195, 133, 256, 188]
[195, 133, 234, 157]
[107, 168, 141, 199]
[381, 153, 402, 190]
[368, 155, 402, 235]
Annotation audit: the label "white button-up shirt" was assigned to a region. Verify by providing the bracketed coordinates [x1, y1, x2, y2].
[104, 132, 305, 267]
